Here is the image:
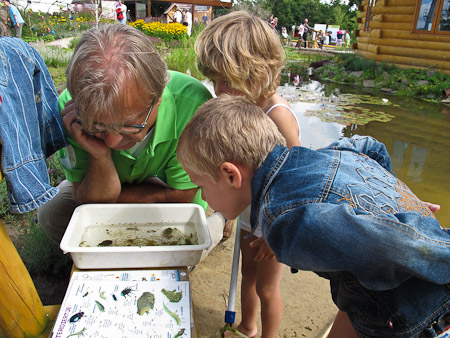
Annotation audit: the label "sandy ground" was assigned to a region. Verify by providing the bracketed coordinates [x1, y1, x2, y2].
[189, 229, 338, 338]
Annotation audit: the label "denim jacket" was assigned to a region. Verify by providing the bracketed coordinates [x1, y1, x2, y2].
[250, 135, 450, 337]
[0, 38, 67, 213]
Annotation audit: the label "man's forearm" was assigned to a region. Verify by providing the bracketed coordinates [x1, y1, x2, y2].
[118, 183, 197, 203]
[72, 156, 121, 203]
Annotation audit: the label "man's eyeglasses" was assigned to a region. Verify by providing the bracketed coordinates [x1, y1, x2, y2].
[76, 101, 155, 135]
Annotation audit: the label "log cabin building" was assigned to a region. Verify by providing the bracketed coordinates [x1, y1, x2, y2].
[355, 0, 450, 73]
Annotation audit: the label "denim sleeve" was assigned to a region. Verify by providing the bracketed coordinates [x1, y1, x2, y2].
[264, 202, 450, 291]
[327, 135, 393, 175]
[0, 38, 67, 213]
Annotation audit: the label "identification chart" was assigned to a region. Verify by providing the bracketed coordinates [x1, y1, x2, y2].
[50, 270, 191, 338]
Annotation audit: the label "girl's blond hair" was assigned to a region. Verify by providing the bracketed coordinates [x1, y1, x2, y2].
[195, 11, 285, 103]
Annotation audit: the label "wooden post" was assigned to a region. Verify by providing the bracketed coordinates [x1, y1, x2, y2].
[0, 220, 49, 337]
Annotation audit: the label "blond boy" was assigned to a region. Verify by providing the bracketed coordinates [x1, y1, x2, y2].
[178, 94, 450, 338]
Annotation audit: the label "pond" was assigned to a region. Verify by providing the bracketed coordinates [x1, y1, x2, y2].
[202, 64, 450, 227]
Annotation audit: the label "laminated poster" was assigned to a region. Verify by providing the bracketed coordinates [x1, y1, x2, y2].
[50, 270, 191, 338]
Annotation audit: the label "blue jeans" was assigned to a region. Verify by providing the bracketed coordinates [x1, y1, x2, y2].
[0, 38, 67, 213]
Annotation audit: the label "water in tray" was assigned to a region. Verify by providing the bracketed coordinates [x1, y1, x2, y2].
[79, 222, 199, 247]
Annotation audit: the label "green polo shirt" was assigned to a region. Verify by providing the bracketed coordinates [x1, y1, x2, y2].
[58, 71, 212, 209]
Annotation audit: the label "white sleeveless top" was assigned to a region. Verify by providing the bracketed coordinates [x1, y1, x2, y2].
[239, 103, 301, 237]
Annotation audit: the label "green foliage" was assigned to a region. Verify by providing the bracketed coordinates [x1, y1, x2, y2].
[0, 183, 15, 224]
[18, 213, 72, 275]
[19, 9, 114, 41]
[314, 53, 450, 101]
[285, 47, 330, 63]
[231, 1, 271, 19]
[31, 43, 73, 67]
[165, 24, 206, 80]
[67, 33, 83, 49]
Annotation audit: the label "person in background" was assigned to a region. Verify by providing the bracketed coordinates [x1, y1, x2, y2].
[202, 13, 209, 25]
[323, 31, 330, 46]
[115, 0, 126, 23]
[177, 94, 450, 338]
[281, 26, 291, 46]
[337, 28, 344, 46]
[295, 21, 305, 48]
[174, 8, 183, 23]
[345, 30, 351, 48]
[0, 3, 10, 36]
[302, 18, 312, 48]
[37, 24, 228, 258]
[183, 9, 192, 36]
[271, 16, 278, 30]
[3, 0, 23, 38]
[317, 30, 324, 49]
[195, 11, 301, 338]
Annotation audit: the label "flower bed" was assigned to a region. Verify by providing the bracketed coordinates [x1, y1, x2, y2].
[130, 20, 187, 41]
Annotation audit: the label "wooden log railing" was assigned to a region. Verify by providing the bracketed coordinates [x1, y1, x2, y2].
[0, 170, 60, 338]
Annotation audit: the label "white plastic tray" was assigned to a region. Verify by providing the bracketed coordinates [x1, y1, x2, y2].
[60, 204, 211, 269]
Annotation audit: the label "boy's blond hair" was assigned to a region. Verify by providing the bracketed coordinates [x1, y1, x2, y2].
[177, 95, 287, 181]
[194, 11, 285, 103]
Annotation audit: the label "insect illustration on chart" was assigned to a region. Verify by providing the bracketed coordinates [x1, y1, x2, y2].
[69, 311, 85, 323]
[95, 300, 105, 312]
[163, 302, 181, 325]
[174, 328, 186, 338]
[66, 327, 87, 338]
[121, 286, 136, 298]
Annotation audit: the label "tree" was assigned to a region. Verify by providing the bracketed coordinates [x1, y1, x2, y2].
[231, 0, 359, 34]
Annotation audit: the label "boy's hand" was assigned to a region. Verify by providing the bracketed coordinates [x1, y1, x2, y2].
[249, 237, 276, 262]
[423, 202, 440, 213]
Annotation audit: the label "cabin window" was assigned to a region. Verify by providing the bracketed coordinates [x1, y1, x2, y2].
[439, 0, 450, 31]
[415, 0, 450, 33]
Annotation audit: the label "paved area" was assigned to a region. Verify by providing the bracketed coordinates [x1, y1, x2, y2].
[45, 37, 75, 48]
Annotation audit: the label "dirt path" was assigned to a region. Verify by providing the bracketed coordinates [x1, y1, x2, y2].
[190, 231, 338, 338]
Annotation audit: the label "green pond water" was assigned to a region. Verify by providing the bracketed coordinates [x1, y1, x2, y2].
[201, 66, 450, 227]
[279, 74, 450, 227]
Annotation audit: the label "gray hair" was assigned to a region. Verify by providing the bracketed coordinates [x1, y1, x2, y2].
[67, 24, 168, 129]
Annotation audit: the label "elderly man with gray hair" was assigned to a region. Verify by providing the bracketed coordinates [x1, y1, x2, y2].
[38, 24, 229, 253]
